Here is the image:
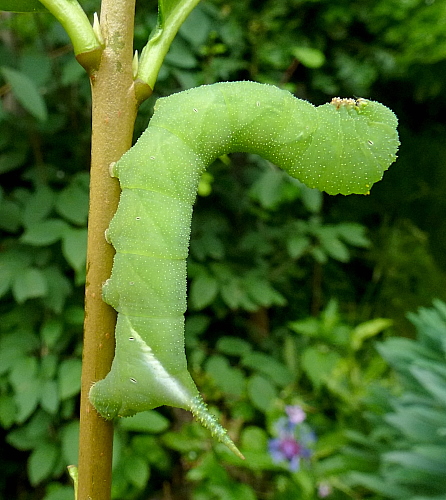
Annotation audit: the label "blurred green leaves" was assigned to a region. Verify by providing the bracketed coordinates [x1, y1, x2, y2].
[119, 411, 170, 434]
[21, 219, 70, 246]
[0, 69, 86, 488]
[0, 172, 89, 310]
[0, 0, 47, 12]
[58, 359, 82, 400]
[202, 337, 293, 412]
[342, 301, 446, 498]
[2, 0, 446, 499]
[291, 47, 325, 69]
[1, 66, 47, 121]
[28, 441, 59, 485]
[289, 299, 392, 407]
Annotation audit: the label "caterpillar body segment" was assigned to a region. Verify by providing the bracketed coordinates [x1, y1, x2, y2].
[89, 81, 399, 458]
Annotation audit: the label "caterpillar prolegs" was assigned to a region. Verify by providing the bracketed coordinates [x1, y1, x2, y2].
[89, 81, 399, 458]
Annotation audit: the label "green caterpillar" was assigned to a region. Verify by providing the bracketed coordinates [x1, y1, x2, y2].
[89, 81, 399, 458]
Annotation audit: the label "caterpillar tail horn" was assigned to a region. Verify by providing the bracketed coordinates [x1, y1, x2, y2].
[190, 396, 245, 460]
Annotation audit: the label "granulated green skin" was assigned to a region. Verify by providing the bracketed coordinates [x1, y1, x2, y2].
[89, 81, 399, 457]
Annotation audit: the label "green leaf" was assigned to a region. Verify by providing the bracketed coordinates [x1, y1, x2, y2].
[242, 352, 293, 387]
[40, 380, 59, 414]
[229, 483, 258, 500]
[61, 57, 86, 86]
[205, 355, 246, 397]
[287, 234, 311, 259]
[300, 184, 323, 213]
[21, 219, 70, 245]
[0, 198, 22, 230]
[9, 356, 38, 386]
[0, 330, 39, 375]
[245, 277, 286, 307]
[351, 318, 393, 350]
[288, 317, 320, 337]
[0, 395, 17, 428]
[61, 420, 80, 466]
[410, 365, 446, 403]
[132, 435, 170, 470]
[310, 246, 327, 264]
[384, 448, 446, 474]
[58, 359, 82, 400]
[301, 346, 342, 390]
[240, 426, 268, 453]
[216, 337, 252, 357]
[55, 179, 89, 225]
[122, 455, 150, 489]
[220, 278, 245, 309]
[119, 411, 170, 433]
[0, 255, 17, 298]
[336, 222, 370, 247]
[42, 485, 75, 500]
[385, 407, 445, 442]
[162, 427, 205, 454]
[412, 445, 446, 471]
[62, 227, 87, 271]
[1, 66, 47, 121]
[247, 374, 277, 411]
[231, 401, 255, 421]
[40, 319, 63, 348]
[0, 150, 27, 174]
[193, 232, 225, 260]
[316, 226, 351, 262]
[64, 305, 85, 325]
[22, 185, 55, 227]
[291, 46, 325, 68]
[28, 441, 59, 485]
[12, 267, 48, 303]
[179, 4, 211, 47]
[377, 337, 433, 371]
[20, 52, 52, 88]
[6, 411, 52, 450]
[189, 271, 218, 309]
[164, 38, 197, 68]
[186, 451, 227, 482]
[185, 314, 211, 339]
[40, 354, 58, 379]
[249, 168, 286, 209]
[346, 471, 411, 498]
[41, 266, 72, 313]
[11, 372, 42, 422]
[0, 0, 47, 12]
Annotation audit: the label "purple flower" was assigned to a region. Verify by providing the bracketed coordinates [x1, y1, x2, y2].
[269, 436, 303, 471]
[274, 416, 295, 435]
[300, 427, 316, 449]
[285, 405, 306, 424]
[268, 406, 315, 471]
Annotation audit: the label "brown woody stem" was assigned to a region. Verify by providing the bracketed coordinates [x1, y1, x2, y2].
[77, 1, 138, 498]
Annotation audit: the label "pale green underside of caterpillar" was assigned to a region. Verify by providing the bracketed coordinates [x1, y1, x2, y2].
[89, 81, 399, 459]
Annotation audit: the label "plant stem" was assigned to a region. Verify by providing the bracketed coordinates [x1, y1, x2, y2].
[137, 0, 200, 89]
[78, 1, 137, 498]
[38, 0, 101, 55]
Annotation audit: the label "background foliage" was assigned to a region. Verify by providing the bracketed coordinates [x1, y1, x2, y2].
[341, 300, 446, 499]
[1, 0, 446, 499]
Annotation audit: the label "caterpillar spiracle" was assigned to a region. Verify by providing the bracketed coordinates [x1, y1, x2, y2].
[89, 81, 399, 459]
